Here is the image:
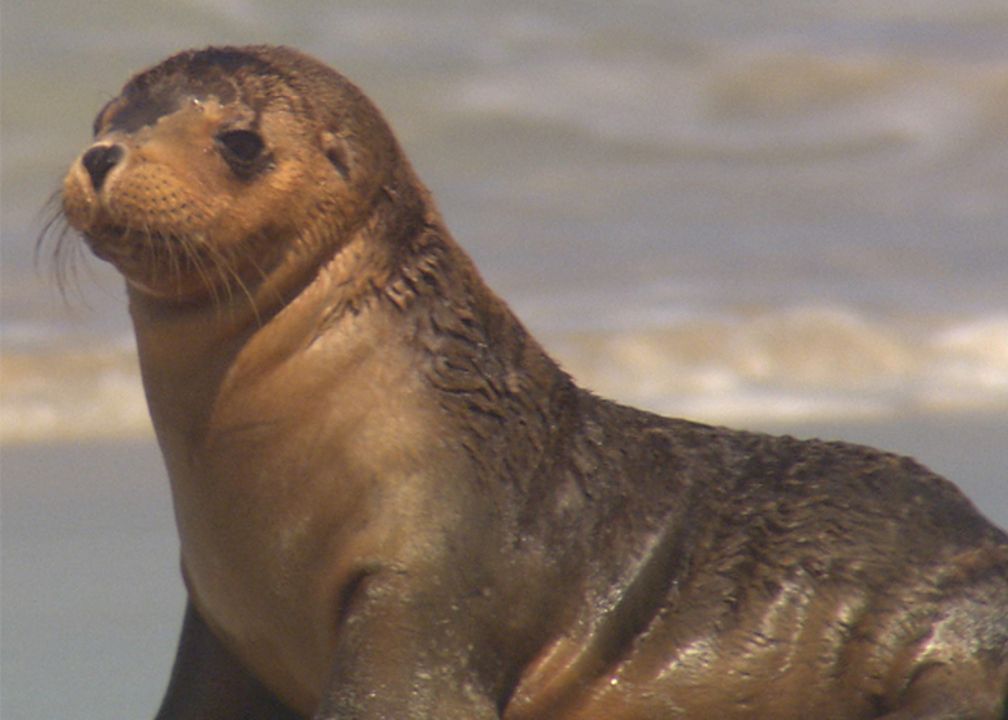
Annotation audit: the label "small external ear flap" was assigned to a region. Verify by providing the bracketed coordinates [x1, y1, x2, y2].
[322, 131, 351, 180]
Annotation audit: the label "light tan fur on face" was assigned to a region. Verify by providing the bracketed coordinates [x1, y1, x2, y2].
[62, 96, 358, 305]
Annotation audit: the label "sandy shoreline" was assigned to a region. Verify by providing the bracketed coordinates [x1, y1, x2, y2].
[3, 413, 1006, 719]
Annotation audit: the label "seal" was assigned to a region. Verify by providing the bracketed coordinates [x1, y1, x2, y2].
[56, 45, 1008, 719]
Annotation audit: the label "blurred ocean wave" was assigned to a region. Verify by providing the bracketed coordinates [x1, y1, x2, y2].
[4, 306, 1005, 444]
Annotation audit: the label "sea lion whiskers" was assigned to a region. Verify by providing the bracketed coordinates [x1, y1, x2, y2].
[36, 200, 83, 301]
[34, 187, 125, 307]
[164, 228, 229, 309]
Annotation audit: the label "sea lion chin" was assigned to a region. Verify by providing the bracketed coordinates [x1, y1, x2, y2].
[56, 45, 1008, 719]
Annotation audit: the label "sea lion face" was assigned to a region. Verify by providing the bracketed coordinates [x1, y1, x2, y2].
[61, 47, 393, 303]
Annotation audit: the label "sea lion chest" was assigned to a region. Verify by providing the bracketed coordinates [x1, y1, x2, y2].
[138, 300, 445, 709]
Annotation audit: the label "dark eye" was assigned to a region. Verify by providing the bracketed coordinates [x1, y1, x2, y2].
[216, 129, 267, 176]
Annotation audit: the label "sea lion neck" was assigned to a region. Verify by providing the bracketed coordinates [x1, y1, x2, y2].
[128, 208, 410, 448]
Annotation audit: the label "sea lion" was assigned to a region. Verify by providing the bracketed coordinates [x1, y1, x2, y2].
[54, 45, 1008, 719]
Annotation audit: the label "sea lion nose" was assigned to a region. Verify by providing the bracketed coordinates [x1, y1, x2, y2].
[81, 144, 124, 191]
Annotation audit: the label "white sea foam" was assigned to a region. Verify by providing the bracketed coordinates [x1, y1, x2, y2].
[0, 339, 151, 444]
[542, 306, 1008, 422]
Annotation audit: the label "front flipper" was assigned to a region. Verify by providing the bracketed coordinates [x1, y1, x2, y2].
[312, 571, 504, 720]
[155, 601, 304, 720]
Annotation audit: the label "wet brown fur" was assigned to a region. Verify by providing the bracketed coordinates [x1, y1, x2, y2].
[54, 45, 1008, 719]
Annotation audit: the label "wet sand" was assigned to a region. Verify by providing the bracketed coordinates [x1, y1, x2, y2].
[2, 413, 1006, 719]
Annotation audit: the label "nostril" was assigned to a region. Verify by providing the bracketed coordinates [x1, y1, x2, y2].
[81, 144, 124, 191]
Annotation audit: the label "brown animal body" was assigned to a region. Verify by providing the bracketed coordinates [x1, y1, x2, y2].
[56, 45, 1008, 719]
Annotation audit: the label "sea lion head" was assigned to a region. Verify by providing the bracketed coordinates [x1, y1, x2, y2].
[59, 45, 421, 304]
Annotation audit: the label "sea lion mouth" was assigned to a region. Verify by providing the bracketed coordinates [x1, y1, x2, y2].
[86, 225, 210, 266]
[82, 223, 249, 300]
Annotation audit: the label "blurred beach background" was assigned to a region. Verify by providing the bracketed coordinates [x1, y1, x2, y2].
[3, 1, 1008, 717]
